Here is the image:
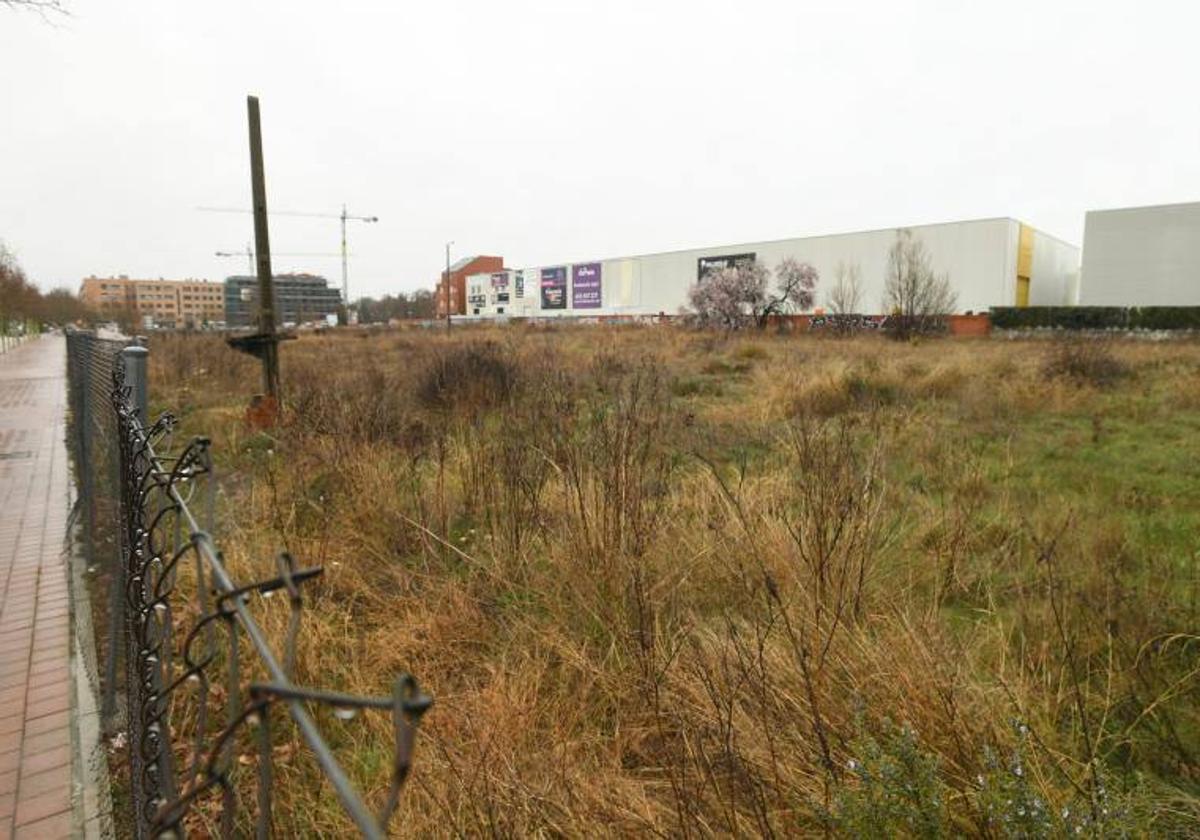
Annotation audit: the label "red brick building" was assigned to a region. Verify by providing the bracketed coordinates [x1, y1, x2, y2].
[436, 255, 503, 317]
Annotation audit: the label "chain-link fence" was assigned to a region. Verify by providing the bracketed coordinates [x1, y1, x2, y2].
[67, 329, 133, 727]
[66, 330, 431, 838]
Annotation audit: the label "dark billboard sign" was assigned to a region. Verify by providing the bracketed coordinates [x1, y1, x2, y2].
[571, 263, 602, 309]
[514, 270, 525, 298]
[697, 252, 757, 281]
[541, 266, 567, 310]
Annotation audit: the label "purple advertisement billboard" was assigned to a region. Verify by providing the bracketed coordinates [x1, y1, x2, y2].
[540, 267, 567, 310]
[571, 263, 602, 309]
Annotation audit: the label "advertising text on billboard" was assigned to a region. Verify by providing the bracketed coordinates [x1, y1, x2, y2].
[572, 263, 602, 309]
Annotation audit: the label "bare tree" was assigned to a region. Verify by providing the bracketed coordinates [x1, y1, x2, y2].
[882, 229, 956, 340]
[825, 261, 863, 336]
[0, 241, 92, 332]
[828, 260, 863, 315]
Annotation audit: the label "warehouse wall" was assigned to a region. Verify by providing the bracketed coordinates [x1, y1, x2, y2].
[1079, 202, 1200, 306]
[466, 217, 1079, 319]
[1030, 229, 1082, 306]
[607, 218, 1022, 316]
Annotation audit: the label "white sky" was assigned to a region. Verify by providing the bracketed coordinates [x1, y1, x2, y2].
[1, 0, 1197, 298]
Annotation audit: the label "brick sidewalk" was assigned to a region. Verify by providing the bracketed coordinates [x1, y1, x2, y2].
[0, 335, 78, 839]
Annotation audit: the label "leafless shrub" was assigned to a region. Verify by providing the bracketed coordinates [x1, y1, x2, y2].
[550, 355, 677, 564]
[1042, 338, 1130, 388]
[883, 229, 956, 340]
[417, 340, 519, 416]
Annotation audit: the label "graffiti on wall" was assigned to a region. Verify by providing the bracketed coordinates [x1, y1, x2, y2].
[808, 315, 890, 331]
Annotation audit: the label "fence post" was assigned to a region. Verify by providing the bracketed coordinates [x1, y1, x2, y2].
[75, 340, 96, 572]
[122, 344, 149, 425]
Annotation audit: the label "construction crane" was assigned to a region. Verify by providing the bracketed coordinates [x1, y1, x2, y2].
[214, 243, 344, 275]
[199, 205, 378, 308]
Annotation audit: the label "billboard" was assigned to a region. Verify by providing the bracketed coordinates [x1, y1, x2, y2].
[490, 272, 510, 303]
[541, 267, 567, 309]
[697, 252, 756, 281]
[514, 270, 525, 299]
[572, 263, 602, 309]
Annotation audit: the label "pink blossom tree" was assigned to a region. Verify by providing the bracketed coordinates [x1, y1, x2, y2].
[687, 258, 818, 330]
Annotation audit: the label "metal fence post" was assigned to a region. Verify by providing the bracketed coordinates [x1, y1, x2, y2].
[122, 345, 149, 424]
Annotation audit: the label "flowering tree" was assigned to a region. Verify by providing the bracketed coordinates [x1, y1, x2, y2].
[687, 258, 818, 330]
[768, 258, 818, 326]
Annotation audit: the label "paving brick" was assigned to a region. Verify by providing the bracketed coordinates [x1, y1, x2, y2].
[21, 712, 66, 739]
[0, 655, 28, 672]
[26, 651, 61, 670]
[26, 659, 62, 678]
[18, 728, 68, 759]
[0, 338, 75, 840]
[13, 786, 70, 828]
[13, 808, 71, 838]
[0, 631, 32, 649]
[0, 736, 20, 760]
[23, 682, 67, 710]
[15, 766, 68, 799]
[29, 639, 66, 657]
[15, 745, 67, 777]
[27, 669, 68, 691]
[0, 692, 24, 712]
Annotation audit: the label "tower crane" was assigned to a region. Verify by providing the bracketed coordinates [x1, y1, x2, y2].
[199, 205, 378, 307]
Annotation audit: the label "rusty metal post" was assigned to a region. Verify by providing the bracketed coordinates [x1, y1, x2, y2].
[247, 95, 279, 399]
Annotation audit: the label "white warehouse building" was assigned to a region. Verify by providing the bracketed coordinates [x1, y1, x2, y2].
[1079, 202, 1200, 306]
[465, 217, 1080, 320]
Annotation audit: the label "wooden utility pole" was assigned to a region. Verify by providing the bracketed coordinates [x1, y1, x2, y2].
[247, 95, 279, 398]
[227, 95, 293, 426]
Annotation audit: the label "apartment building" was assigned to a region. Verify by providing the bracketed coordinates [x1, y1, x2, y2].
[79, 275, 225, 328]
[223, 273, 342, 327]
[435, 255, 504, 317]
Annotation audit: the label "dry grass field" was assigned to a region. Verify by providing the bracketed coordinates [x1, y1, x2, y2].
[142, 325, 1200, 837]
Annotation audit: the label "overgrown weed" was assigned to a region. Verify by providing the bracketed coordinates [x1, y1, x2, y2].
[139, 327, 1200, 836]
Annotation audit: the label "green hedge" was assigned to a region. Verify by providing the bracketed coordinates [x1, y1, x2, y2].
[990, 306, 1200, 331]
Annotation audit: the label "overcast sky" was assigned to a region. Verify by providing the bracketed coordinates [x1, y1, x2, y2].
[1, 0, 1196, 298]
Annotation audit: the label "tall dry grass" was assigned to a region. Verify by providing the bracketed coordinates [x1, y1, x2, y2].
[137, 325, 1200, 837]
